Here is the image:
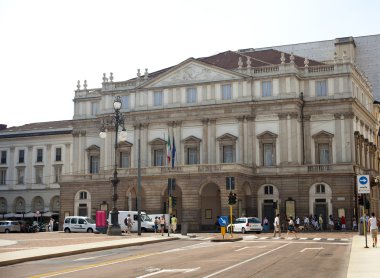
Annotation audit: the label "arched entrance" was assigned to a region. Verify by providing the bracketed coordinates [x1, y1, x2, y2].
[241, 182, 253, 217]
[74, 190, 91, 217]
[125, 186, 146, 212]
[257, 184, 279, 228]
[309, 182, 332, 229]
[200, 183, 221, 231]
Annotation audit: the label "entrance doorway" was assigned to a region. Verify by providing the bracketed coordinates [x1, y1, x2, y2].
[200, 183, 221, 231]
[315, 200, 327, 229]
[263, 201, 275, 229]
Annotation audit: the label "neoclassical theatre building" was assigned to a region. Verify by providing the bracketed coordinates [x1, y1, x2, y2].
[1, 35, 379, 231]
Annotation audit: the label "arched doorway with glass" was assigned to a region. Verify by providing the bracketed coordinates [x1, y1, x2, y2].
[257, 184, 279, 229]
[199, 182, 221, 231]
[309, 182, 332, 229]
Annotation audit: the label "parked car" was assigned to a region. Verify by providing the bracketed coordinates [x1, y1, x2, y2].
[227, 217, 263, 234]
[0, 220, 21, 233]
[63, 216, 96, 233]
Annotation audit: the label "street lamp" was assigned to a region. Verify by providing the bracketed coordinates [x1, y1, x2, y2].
[100, 96, 127, 236]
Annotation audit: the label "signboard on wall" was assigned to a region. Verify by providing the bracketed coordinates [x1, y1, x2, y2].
[357, 175, 370, 194]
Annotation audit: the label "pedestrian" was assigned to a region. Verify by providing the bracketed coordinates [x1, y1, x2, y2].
[171, 215, 177, 233]
[295, 216, 300, 231]
[154, 217, 159, 233]
[368, 212, 378, 248]
[160, 215, 166, 236]
[125, 214, 133, 235]
[48, 218, 54, 232]
[352, 217, 357, 231]
[318, 214, 324, 231]
[287, 216, 297, 238]
[341, 215, 346, 230]
[273, 214, 281, 237]
[263, 217, 269, 232]
[328, 215, 334, 231]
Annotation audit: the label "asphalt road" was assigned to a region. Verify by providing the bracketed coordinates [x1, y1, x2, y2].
[1, 236, 351, 278]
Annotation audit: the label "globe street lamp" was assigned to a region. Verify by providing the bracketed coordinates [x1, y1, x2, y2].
[100, 96, 127, 236]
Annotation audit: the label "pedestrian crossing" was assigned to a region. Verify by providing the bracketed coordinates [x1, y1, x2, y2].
[248, 236, 351, 242]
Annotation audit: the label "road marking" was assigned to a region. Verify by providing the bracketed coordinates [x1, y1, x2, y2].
[137, 267, 200, 277]
[341, 238, 349, 241]
[300, 247, 324, 253]
[73, 254, 110, 261]
[259, 237, 268, 240]
[300, 238, 307, 240]
[327, 238, 335, 241]
[234, 247, 249, 252]
[313, 238, 322, 241]
[28, 252, 159, 278]
[202, 243, 291, 278]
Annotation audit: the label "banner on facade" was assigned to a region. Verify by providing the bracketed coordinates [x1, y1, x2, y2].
[357, 175, 370, 194]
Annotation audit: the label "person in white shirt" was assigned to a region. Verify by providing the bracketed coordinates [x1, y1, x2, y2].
[273, 214, 281, 237]
[368, 212, 378, 248]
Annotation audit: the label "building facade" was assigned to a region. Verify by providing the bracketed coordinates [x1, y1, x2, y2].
[0, 121, 73, 220]
[60, 36, 380, 231]
[1, 35, 379, 231]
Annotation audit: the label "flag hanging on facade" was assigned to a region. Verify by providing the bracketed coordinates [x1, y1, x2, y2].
[171, 136, 176, 168]
[166, 134, 171, 165]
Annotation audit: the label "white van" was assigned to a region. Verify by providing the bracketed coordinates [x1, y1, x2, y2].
[63, 216, 96, 233]
[110, 211, 155, 232]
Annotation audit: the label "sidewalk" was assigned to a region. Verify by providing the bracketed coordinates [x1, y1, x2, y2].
[347, 235, 380, 278]
[0, 233, 182, 267]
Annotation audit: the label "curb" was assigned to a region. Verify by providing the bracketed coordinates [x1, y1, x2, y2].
[211, 237, 243, 242]
[0, 237, 179, 267]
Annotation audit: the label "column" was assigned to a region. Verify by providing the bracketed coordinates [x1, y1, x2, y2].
[237, 116, 244, 164]
[278, 113, 288, 164]
[249, 116, 256, 166]
[9, 146, 15, 186]
[304, 115, 312, 164]
[65, 143, 71, 175]
[27, 146, 33, 189]
[46, 144, 52, 185]
[202, 118, 208, 164]
[208, 119, 216, 163]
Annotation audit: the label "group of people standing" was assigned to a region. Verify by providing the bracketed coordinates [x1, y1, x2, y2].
[152, 215, 177, 236]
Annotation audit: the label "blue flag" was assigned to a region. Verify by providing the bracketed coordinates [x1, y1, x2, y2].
[171, 136, 176, 168]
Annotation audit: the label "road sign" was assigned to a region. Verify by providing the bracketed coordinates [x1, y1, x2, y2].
[218, 216, 228, 227]
[357, 175, 370, 194]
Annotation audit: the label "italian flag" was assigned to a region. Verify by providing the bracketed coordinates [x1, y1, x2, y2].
[166, 135, 171, 165]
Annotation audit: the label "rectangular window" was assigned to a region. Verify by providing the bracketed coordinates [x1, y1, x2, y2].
[187, 148, 198, 165]
[36, 148, 43, 162]
[55, 148, 62, 161]
[154, 149, 164, 166]
[153, 91, 163, 106]
[186, 87, 197, 103]
[221, 84, 232, 100]
[1, 151, 6, 164]
[91, 102, 99, 115]
[318, 144, 330, 164]
[121, 96, 129, 109]
[119, 152, 130, 168]
[54, 165, 62, 183]
[0, 169, 6, 185]
[18, 150, 25, 163]
[262, 81, 272, 97]
[316, 80, 327, 97]
[35, 167, 43, 184]
[17, 168, 25, 184]
[223, 145, 233, 163]
[90, 156, 99, 174]
[263, 143, 274, 166]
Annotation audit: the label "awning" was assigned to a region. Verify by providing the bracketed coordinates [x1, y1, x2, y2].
[24, 212, 36, 218]
[41, 212, 59, 217]
[4, 213, 15, 218]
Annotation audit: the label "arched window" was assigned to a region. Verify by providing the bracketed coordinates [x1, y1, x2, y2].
[79, 191, 87, 200]
[264, 185, 274, 195]
[316, 184, 325, 194]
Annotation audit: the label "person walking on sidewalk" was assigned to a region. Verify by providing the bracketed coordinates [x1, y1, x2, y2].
[287, 216, 297, 238]
[368, 212, 378, 248]
[160, 215, 166, 236]
[125, 214, 133, 235]
[171, 215, 177, 233]
[273, 214, 281, 237]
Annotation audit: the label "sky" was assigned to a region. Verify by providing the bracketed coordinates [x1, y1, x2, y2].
[0, 0, 379, 127]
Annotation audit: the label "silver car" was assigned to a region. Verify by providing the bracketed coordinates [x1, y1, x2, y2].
[0, 220, 21, 233]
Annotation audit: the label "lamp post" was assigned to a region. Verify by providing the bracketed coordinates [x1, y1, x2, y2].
[100, 96, 127, 236]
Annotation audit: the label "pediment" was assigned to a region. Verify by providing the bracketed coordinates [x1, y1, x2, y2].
[118, 141, 133, 147]
[217, 133, 238, 141]
[142, 59, 245, 88]
[86, 144, 100, 151]
[257, 131, 278, 139]
[312, 130, 334, 139]
[149, 138, 166, 145]
[182, 135, 201, 143]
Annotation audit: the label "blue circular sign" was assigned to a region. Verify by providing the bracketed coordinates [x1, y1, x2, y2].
[359, 176, 368, 185]
[218, 216, 228, 227]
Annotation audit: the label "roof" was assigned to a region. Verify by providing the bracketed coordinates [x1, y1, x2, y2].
[0, 120, 73, 139]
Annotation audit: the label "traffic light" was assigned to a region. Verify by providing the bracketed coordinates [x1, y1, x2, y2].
[273, 201, 277, 209]
[365, 199, 370, 209]
[228, 192, 237, 205]
[172, 197, 177, 207]
[358, 195, 364, 206]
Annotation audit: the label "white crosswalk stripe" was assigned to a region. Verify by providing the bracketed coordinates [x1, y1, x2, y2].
[313, 238, 322, 241]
